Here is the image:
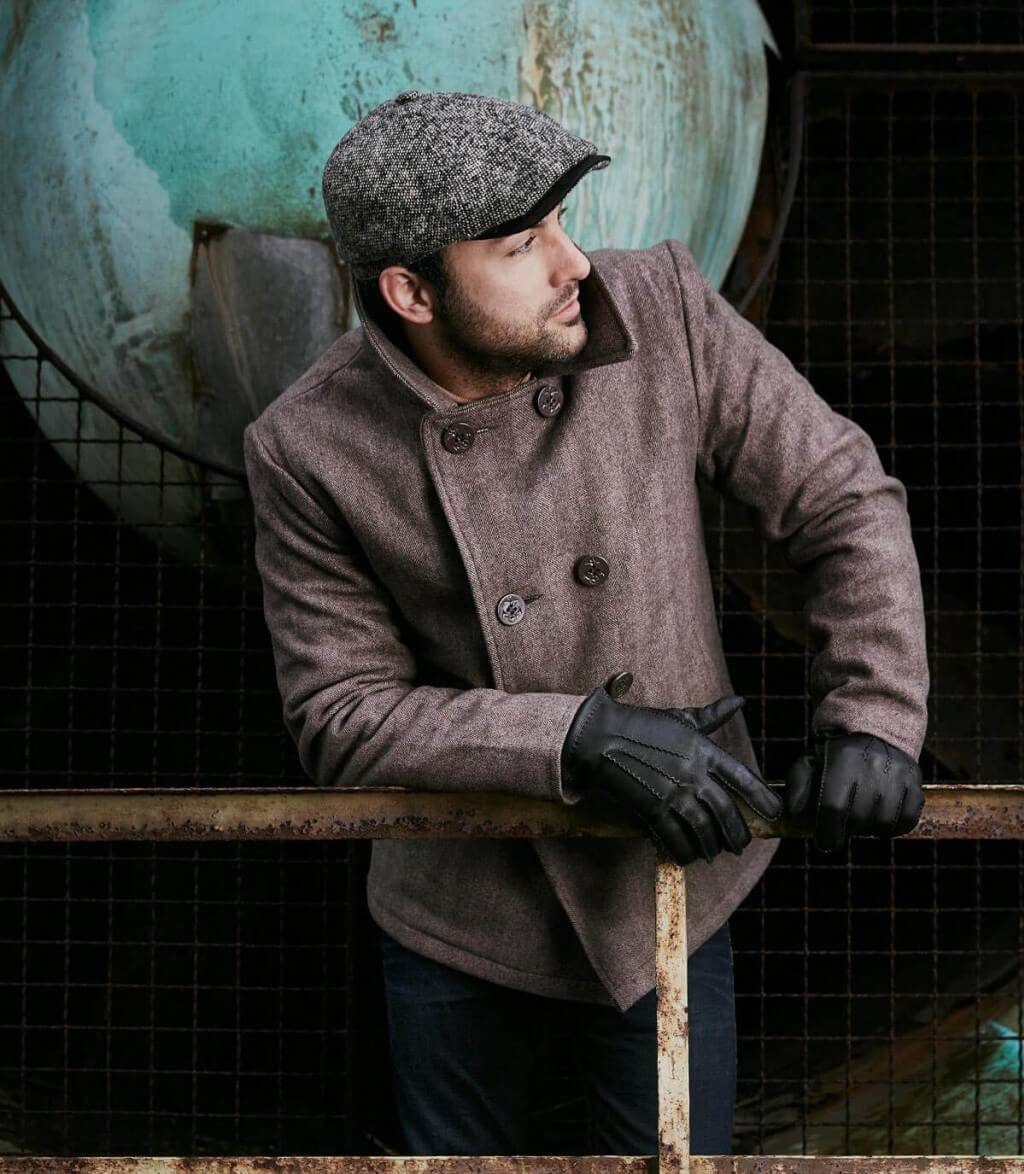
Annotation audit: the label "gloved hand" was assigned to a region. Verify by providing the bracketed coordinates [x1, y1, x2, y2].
[784, 729, 925, 854]
[560, 682, 783, 867]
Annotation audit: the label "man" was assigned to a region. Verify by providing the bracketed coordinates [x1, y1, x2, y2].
[243, 90, 928, 1156]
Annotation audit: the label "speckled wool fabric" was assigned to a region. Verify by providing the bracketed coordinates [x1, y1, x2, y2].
[321, 89, 609, 279]
[243, 239, 930, 1012]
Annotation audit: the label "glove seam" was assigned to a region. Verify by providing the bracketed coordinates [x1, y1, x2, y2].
[602, 750, 705, 864]
[601, 748, 667, 807]
[888, 781, 909, 836]
[614, 734, 779, 822]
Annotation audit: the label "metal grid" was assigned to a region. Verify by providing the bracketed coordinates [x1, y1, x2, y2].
[0, 319, 373, 1155]
[0, 840, 360, 1156]
[716, 70, 1024, 1158]
[803, 2, 1024, 46]
[0, 333, 301, 790]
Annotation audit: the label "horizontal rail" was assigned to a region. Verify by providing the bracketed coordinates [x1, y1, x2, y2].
[0, 785, 1020, 842]
[2, 1153, 1024, 1171]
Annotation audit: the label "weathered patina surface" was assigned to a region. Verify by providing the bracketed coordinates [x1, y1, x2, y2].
[0, 786, 1017, 842]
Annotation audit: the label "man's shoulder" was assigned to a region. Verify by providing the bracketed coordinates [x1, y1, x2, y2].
[245, 326, 366, 461]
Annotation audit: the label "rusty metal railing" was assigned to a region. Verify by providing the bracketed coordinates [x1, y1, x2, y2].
[2, 786, 1024, 1172]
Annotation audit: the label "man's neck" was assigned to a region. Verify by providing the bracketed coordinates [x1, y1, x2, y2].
[397, 323, 533, 403]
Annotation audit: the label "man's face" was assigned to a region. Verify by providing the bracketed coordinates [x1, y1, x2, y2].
[428, 200, 593, 377]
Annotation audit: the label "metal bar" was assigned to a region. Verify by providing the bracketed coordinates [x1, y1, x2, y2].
[687, 1162, 1024, 1172]
[0, 786, 1021, 842]
[2, 1155, 1024, 1171]
[0, 1160, 650, 1173]
[657, 855, 690, 1173]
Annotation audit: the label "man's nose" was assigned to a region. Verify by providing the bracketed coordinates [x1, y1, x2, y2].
[553, 223, 591, 286]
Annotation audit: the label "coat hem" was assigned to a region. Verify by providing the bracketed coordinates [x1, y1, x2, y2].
[368, 895, 616, 1005]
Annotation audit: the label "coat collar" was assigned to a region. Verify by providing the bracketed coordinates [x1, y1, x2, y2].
[351, 251, 638, 415]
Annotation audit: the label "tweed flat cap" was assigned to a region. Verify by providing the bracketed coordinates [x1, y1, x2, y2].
[321, 89, 610, 281]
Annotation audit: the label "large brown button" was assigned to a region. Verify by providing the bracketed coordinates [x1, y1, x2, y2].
[441, 422, 475, 453]
[496, 593, 527, 626]
[606, 672, 634, 699]
[534, 384, 564, 417]
[574, 554, 609, 587]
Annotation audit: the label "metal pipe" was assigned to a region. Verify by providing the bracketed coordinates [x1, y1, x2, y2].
[0, 786, 1019, 843]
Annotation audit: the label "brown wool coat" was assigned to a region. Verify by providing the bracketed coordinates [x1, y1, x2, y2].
[243, 239, 929, 1012]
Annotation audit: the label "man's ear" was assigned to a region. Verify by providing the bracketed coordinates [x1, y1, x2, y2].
[378, 266, 436, 325]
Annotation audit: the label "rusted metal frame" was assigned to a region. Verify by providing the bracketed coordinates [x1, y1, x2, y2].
[0, 785, 1020, 843]
[3, 787, 1022, 1174]
[0, 1160, 649, 1173]
[657, 855, 690, 1173]
[4, 1155, 1024, 1172]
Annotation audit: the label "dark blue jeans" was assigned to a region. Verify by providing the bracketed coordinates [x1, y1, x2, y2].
[378, 919, 736, 1156]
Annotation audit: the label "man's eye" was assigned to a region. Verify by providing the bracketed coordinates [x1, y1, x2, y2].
[510, 207, 568, 256]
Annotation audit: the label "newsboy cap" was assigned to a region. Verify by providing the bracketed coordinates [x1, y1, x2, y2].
[321, 89, 610, 281]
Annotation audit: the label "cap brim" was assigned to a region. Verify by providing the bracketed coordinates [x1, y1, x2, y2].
[472, 153, 611, 240]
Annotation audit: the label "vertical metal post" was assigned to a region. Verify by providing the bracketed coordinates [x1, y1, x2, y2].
[656, 852, 690, 1173]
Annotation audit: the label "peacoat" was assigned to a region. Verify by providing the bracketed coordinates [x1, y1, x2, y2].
[243, 238, 930, 1012]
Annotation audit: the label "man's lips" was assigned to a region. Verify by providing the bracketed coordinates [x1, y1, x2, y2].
[553, 293, 580, 317]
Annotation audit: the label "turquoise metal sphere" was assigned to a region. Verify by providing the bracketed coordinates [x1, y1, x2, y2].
[0, 0, 776, 549]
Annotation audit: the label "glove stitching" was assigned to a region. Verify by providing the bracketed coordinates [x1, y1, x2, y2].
[615, 732, 692, 762]
[603, 749, 714, 862]
[615, 736, 777, 822]
[600, 749, 666, 806]
[887, 783, 909, 836]
[605, 746, 718, 859]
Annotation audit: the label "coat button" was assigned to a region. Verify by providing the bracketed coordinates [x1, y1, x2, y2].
[574, 554, 609, 587]
[441, 422, 475, 453]
[534, 384, 564, 417]
[496, 593, 527, 625]
[606, 671, 634, 699]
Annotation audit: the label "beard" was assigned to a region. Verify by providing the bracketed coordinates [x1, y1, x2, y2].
[431, 272, 589, 381]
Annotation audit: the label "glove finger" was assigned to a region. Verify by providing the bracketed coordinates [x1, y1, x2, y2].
[648, 808, 701, 867]
[669, 793, 721, 863]
[695, 785, 751, 855]
[848, 778, 883, 837]
[785, 751, 819, 820]
[692, 694, 746, 736]
[665, 706, 700, 730]
[814, 747, 858, 853]
[706, 748, 783, 822]
[893, 783, 925, 836]
[872, 786, 905, 835]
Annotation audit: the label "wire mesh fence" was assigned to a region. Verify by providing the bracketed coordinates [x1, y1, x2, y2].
[802, 1, 1024, 46]
[1, 0, 1023, 1162]
[706, 64, 1023, 1160]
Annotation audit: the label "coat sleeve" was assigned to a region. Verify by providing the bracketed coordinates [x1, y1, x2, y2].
[243, 421, 587, 801]
[666, 239, 930, 762]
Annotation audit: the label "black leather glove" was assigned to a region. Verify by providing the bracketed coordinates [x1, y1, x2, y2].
[784, 729, 925, 854]
[561, 683, 783, 867]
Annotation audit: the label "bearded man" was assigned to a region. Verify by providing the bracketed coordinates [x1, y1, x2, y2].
[243, 89, 928, 1158]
